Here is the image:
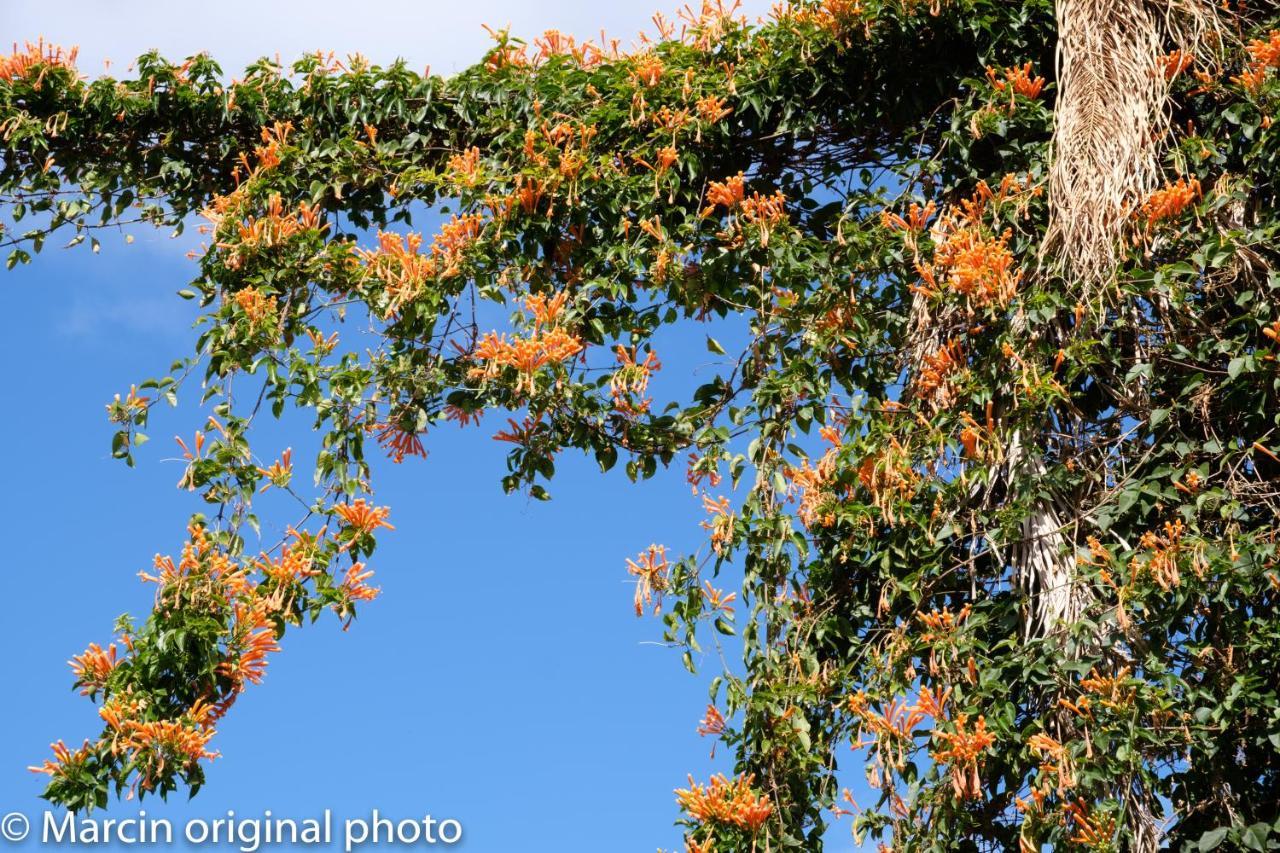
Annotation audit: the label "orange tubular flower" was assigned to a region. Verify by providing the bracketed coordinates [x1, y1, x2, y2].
[626, 544, 670, 616]
[1138, 176, 1201, 232]
[471, 329, 584, 394]
[376, 422, 427, 463]
[339, 563, 381, 603]
[1232, 30, 1280, 95]
[931, 713, 996, 800]
[704, 172, 746, 212]
[700, 495, 734, 554]
[1, 39, 79, 82]
[69, 642, 119, 695]
[684, 837, 714, 853]
[631, 54, 664, 87]
[676, 773, 773, 833]
[696, 95, 733, 124]
[334, 499, 395, 537]
[257, 447, 293, 491]
[611, 345, 662, 415]
[447, 146, 483, 187]
[218, 600, 281, 689]
[915, 337, 966, 409]
[1062, 799, 1118, 849]
[701, 581, 736, 614]
[123, 719, 220, 766]
[523, 290, 569, 327]
[986, 62, 1045, 102]
[1162, 49, 1194, 80]
[697, 704, 726, 737]
[28, 739, 94, 776]
[1079, 666, 1136, 711]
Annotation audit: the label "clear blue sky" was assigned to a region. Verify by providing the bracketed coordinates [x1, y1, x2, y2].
[0, 2, 870, 850]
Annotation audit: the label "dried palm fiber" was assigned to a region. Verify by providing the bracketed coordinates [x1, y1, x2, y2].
[1045, 0, 1224, 290]
[1003, 428, 1092, 642]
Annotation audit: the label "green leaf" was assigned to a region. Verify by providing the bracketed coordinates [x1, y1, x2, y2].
[1198, 828, 1229, 851]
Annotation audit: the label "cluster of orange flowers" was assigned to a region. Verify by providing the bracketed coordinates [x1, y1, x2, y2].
[1026, 731, 1074, 794]
[355, 231, 435, 315]
[917, 604, 971, 644]
[930, 713, 995, 800]
[482, 25, 626, 72]
[139, 522, 251, 603]
[525, 290, 569, 326]
[700, 494, 735, 555]
[206, 194, 327, 269]
[857, 436, 918, 524]
[915, 180, 1026, 310]
[0, 39, 78, 83]
[776, 0, 873, 40]
[232, 288, 278, 325]
[69, 642, 119, 696]
[958, 407, 997, 461]
[632, 53, 665, 87]
[985, 62, 1045, 102]
[701, 581, 736, 614]
[705, 172, 747, 211]
[337, 563, 381, 622]
[686, 452, 723, 494]
[696, 94, 733, 124]
[357, 214, 484, 317]
[1062, 799, 1118, 849]
[675, 773, 773, 832]
[218, 598, 281, 694]
[880, 200, 937, 253]
[469, 285, 584, 394]
[848, 685, 949, 748]
[257, 447, 293, 492]
[1138, 176, 1201, 233]
[784, 446, 840, 528]
[245, 121, 294, 174]
[697, 704, 726, 737]
[1162, 49, 1194, 80]
[28, 740, 94, 778]
[703, 172, 789, 243]
[611, 346, 663, 415]
[257, 532, 322, 587]
[44, 510, 389, 795]
[914, 338, 966, 409]
[521, 118, 599, 188]
[121, 717, 220, 765]
[376, 421, 427, 463]
[1079, 666, 1136, 712]
[472, 329, 584, 394]
[1233, 29, 1280, 94]
[627, 544, 671, 616]
[447, 146, 484, 188]
[1131, 518, 1187, 590]
[334, 499, 395, 538]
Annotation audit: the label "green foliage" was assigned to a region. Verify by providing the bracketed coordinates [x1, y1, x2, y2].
[5, 2, 1280, 850]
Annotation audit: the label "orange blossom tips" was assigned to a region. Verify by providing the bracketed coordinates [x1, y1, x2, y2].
[627, 544, 670, 616]
[339, 563, 381, 603]
[28, 740, 94, 776]
[334, 499, 395, 537]
[69, 642, 119, 695]
[676, 773, 773, 832]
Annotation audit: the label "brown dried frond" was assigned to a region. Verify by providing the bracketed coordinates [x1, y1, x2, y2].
[1044, 0, 1226, 292]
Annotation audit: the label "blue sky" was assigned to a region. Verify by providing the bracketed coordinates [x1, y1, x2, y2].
[0, 2, 871, 850]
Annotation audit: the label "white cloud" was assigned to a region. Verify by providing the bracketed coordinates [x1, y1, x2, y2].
[4, 0, 775, 78]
